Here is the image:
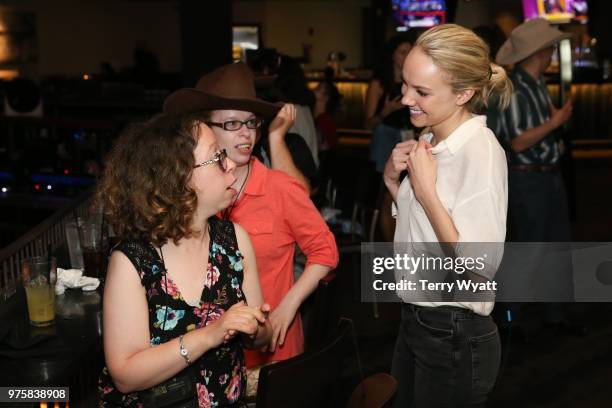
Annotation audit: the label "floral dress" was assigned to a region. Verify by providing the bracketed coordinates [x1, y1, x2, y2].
[98, 217, 247, 407]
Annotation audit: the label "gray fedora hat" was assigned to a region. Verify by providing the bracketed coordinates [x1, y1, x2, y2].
[496, 18, 572, 65]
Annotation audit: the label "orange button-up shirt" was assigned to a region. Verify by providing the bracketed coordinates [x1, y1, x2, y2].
[229, 158, 339, 367]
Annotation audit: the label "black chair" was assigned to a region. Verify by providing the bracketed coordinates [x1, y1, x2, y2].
[351, 202, 380, 243]
[303, 276, 338, 353]
[255, 318, 352, 408]
[334, 159, 381, 249]
[346, 373, 397, 408]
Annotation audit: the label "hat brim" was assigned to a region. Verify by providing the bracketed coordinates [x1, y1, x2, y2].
[496, 31, 572, 65]
[163, 88, 281, 118]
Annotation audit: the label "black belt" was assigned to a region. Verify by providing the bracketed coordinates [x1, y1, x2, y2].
[403, 303, 474, 317]
[510, 163, 559, 172]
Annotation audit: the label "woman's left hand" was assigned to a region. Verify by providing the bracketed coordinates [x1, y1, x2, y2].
[407, 139, 437, 203]
[267, 298, 299, 352]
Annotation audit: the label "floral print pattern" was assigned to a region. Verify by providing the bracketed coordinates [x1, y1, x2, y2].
[224, 366, 242, 402]
[193, 302, 223, 328]
[98, 217, 246, 407]
[154, 305, 185, 331]
[205, 264, 220, 289]
[196, 383, 213, 408]
[160, 276, 180, 298]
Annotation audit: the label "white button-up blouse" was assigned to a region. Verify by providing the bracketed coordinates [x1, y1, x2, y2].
[393, 115, 508, 316]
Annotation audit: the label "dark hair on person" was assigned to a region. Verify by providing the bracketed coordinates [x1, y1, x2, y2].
[319, 81, 342, 115]
[94, 113, 201, 247]
[274, 54, 316, 109]
[373, 31, 418, 94]
[247, 47, 282, 76]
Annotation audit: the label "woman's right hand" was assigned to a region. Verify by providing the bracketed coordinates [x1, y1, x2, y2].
[381, 95, 404, 117]
[384, 140, 417, 182]
[383, 140, 418, 201]
[210, 301, 266, 346]
[383, 140, 417, 201]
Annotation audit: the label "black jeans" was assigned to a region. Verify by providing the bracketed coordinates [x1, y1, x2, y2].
[508, 169, 571, 242]
[508, 169, 573, 323]
[391, 304, 501, 408]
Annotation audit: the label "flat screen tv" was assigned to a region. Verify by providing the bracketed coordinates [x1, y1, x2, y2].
[522, 0, 588, 24]
[392, 0, 446, 28]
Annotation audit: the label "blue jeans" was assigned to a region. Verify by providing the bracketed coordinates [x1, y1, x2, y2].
[391, 304, 501, 408]
[369, 123, 402, 173]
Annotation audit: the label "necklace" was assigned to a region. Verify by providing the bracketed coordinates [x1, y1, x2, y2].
[223, 162, 250, 220]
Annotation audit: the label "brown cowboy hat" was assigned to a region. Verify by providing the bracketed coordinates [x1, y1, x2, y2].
[163, 62, 281, 118]
[496, 18, 572, 66]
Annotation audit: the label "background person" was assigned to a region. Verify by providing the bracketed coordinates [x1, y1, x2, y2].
[488, 18, 583, 335]
[163, 63, 339, 370]
[313, 80, 342, 183]
[365, 32, 417, 241]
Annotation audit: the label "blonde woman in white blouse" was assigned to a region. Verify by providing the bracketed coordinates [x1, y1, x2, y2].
[383, 24, 512, 408]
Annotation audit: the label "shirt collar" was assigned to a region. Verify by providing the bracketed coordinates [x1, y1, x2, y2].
[242, 157, 267, 197]
[425, 115, 487, 156]
[514, 66, 544, 87]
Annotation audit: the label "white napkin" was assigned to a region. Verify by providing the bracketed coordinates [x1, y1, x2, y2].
[55, 268, 100, 295]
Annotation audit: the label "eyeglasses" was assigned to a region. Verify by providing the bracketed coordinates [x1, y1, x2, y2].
[193, 149, 228, 172]
[207, 118, 262, 132]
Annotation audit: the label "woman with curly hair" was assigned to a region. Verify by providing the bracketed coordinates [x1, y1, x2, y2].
[97, 113, 272, 407]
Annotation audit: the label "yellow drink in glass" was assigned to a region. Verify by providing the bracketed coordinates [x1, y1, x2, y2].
[25, 283, 56, 326]
[22, 256, 57, 327]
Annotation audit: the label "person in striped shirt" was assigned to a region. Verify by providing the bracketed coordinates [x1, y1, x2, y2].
[487, 18, 573, 242]
[487, 19, 584, 336]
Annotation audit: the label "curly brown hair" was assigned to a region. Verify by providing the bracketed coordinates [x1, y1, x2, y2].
[95, 113, 202, 246]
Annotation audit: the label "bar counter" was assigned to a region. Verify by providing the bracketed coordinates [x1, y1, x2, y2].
[309, 79, 612, 140]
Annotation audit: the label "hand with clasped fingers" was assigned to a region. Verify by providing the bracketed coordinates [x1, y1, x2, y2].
[384, 139, 436, 204]
[406, 139, 437, 204]
[383, 139, 417, 199]
[209, 301, 268, 347]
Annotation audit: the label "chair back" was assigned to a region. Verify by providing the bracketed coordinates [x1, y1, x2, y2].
[256, 318, 352, 408]
[345, 373, 397, 408]
[303, 276, 337, 352]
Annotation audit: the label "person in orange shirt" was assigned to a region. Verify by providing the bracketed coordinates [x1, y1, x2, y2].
[164, 63, 339, 368]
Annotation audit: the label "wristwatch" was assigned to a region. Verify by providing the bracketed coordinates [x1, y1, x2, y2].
[178, 335, 191, 365]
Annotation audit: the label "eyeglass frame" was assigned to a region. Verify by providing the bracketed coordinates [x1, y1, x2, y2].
[206, 118, 263, 132]
[193, 149, 228, 171]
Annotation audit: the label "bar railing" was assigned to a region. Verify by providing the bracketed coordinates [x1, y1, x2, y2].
[0, 191, 92, 303]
